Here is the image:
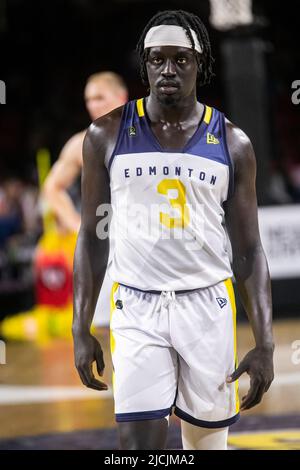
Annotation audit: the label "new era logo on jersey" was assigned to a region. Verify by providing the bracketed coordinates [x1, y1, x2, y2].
[216, 297, 227, 308]
[207, 132, 219, 144]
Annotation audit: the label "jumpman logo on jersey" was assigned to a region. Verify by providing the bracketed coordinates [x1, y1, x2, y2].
[216, 297, 227, 308]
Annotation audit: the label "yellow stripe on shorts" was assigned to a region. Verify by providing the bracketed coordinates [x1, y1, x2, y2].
[224, 278, 240, 414]
[110, 282, 119, 391]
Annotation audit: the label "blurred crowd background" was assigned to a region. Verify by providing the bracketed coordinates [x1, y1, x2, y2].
[0, 0, 299, 334]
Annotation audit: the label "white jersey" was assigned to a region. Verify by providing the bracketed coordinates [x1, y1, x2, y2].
[105, 98, 233, 291]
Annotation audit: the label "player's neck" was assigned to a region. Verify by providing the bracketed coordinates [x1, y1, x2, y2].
[146, 92, 200, 125]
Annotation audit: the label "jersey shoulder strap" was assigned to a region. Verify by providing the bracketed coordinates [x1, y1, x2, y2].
[106, 98, 155, 171]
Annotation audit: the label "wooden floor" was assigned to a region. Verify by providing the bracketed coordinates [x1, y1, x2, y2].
[0, 319, 300, 448]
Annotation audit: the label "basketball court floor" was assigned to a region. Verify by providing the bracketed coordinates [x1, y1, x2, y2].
[0, 319, 300, 450]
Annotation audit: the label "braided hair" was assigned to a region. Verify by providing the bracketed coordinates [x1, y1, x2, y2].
[136, 10, 214, 89]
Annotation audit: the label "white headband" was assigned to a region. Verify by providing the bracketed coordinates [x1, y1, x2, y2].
[144, 25, 202, 54]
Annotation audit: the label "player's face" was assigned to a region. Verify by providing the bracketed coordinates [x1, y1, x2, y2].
[84, 80, 126, 120]
[146, 46, 198, 106]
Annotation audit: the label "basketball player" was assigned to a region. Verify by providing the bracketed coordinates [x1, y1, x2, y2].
[72, 10, 274, 450]
[43, 71, 128, 233]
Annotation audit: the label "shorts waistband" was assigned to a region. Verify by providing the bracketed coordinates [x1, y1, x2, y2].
[118, 282, 203, 295]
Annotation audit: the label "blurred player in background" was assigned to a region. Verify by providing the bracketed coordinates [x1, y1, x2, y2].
[43, 72, 128, 233]
[43, 72, 128, 326]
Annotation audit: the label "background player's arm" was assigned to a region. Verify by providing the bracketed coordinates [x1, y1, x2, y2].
[224, 121, 274, 410]
[43, 132, 84, 232]
[72, 109, 121, 390]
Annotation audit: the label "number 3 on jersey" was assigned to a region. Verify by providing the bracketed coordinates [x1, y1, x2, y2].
[157, 179, 190, 229]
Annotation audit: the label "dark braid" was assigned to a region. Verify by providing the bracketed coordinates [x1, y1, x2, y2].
[136, 10, 214, 89]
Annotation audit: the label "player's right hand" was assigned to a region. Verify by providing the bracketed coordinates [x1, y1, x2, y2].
[73, 332, 108, 391]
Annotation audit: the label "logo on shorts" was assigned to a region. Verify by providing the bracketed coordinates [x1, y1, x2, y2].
[216, 297, 227, 308]
[116, 299, 123, 309]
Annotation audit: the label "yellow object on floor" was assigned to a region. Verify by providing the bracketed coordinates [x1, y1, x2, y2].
[1, 304, 73, 344]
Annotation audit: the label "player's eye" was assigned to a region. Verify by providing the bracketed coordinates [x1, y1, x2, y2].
[177, 57, 187, 64]
[152, 57, 163, 65]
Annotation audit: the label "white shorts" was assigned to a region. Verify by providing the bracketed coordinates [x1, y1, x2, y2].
[109, 279, 240, 428]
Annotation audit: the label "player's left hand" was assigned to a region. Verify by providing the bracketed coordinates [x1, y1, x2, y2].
[226, 345, 274, 410]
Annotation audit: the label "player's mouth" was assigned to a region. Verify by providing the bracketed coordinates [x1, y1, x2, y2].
[158, 81, 180, 94]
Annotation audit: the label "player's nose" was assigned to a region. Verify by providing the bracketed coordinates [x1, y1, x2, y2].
[161, 59, 176, 77]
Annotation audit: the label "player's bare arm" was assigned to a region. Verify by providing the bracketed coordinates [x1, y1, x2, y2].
[43, 131, 84, 232]
[224, 120, 275, 410]
[72, 107, 123, 390]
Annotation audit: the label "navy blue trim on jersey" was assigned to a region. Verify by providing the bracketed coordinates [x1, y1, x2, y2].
[174, 406, 240, 428]
[115, 407, 172, 422]
[220, 112, 235, 200]
[107, 99, 234, 187]
[108, 100, 157, 171]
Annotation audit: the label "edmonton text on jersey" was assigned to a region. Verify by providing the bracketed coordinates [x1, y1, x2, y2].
[123, 165, 217, 185]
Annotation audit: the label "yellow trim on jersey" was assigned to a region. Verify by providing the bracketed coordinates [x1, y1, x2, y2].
[224, 278, 240, 414]
[110, 281, 119, 391]
[204, 105, 212, 124]
[136, 98, 145, 117]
